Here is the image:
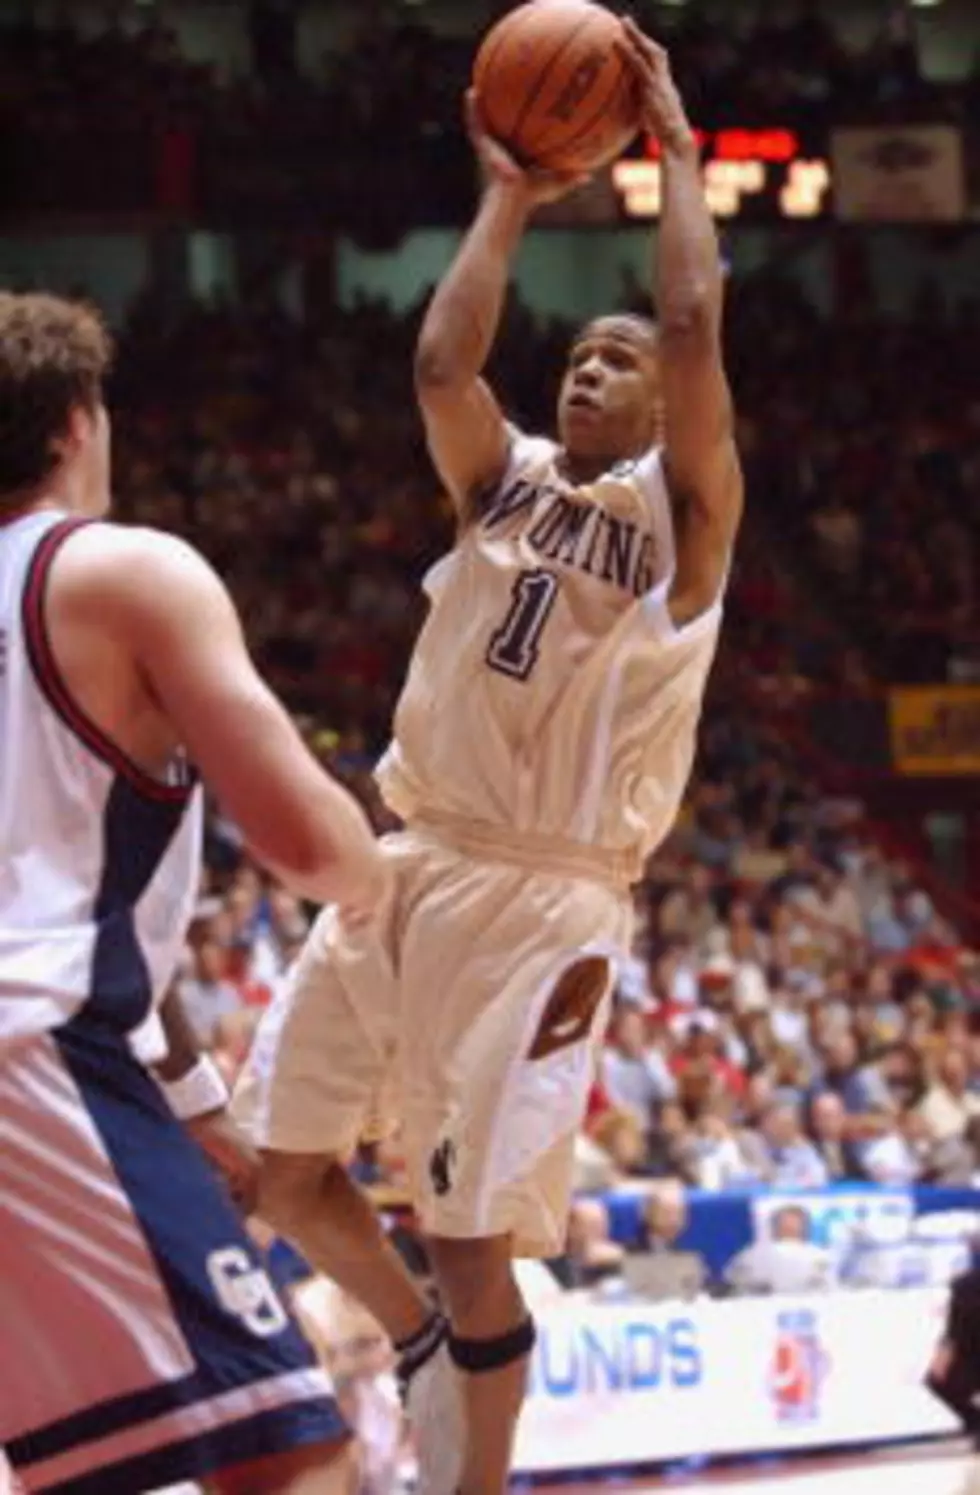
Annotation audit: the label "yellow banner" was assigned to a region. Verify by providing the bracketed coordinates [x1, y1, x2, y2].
[889, 686, 980, 776]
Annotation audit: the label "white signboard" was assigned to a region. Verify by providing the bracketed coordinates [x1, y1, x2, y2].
[514, 1288, 957, 1474]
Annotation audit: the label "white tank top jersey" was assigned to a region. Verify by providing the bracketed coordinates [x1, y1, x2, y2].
[377, 430, 726, 880]
[0, 511, 203, 1051]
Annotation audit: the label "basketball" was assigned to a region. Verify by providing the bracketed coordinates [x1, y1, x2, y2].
[473, 1, 639, 176]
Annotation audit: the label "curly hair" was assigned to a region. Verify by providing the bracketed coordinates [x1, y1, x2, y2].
[0, 293, 113, 501]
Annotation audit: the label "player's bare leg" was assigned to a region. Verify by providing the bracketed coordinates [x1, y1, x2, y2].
[426, 1234, 534, 1495]
[259, 1151, 436, 1347]
[259, 1151, 464, 1492]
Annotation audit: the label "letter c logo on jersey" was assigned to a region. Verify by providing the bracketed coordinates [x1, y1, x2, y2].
[207, 1247, 289, 1339]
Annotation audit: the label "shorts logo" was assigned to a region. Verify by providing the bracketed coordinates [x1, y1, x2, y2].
[769, 1309, 828, 1423]
[528, 957, 609, 1061]
[429, 1139, 457, 1198]
[207, 1247, 289, 1339]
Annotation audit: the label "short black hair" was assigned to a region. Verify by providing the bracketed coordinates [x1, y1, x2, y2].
[577, 311, 659, 342]
[0, 292, 113, 502]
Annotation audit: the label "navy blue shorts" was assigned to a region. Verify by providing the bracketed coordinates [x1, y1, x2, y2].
[0, 1018, 348, 1494]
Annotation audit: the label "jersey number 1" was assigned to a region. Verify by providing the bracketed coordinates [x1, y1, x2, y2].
[487, 569, 559, 682]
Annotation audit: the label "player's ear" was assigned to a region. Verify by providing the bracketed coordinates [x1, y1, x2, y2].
[49, 404, 88, 465]
[69, 402, 100, 448]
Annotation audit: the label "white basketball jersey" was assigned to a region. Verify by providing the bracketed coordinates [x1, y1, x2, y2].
[0, 511, 204, 1050]
[377, 431, 725, 876]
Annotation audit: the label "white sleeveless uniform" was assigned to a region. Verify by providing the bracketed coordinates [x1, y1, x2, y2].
[237, 435, 725, 1256]
[0, 510, 203, 1050]
[0, 512, 344, 1492]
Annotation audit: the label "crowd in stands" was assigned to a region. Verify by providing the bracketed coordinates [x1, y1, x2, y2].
[3, 1, 977, 177]
[724, 274, 980, 687]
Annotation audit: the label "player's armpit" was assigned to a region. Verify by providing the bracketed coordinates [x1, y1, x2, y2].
[414, 368, 512, 524]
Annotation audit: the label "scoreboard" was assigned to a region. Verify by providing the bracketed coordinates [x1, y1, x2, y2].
[612, 128, 833, 221]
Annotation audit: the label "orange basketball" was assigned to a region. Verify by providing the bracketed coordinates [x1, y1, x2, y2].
[473, 1, 639, 175]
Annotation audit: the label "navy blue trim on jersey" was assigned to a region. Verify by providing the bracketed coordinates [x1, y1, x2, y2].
[88, 774, 191, 1031]
[22, 518, 194, 805]
[34, 1400, 345, 1495]
[7, 1020, 346, 1481]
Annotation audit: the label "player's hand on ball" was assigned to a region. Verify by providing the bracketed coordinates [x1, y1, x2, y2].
[616, 18, 696, 157]
[188, 1109, 261, 1216]
[465, 90, 590, 205]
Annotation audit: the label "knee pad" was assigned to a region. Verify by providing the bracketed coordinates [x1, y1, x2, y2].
[448, 1316, 536, 1375]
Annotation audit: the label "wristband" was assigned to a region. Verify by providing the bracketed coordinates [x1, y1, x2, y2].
[164, 1055, 230, 1121]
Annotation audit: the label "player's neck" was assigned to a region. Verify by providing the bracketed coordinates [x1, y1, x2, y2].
[556, 449, 615, 485]
[0, 493, 69, 527]
[7, 465, 98, 523]
[557, 444, 649, 485]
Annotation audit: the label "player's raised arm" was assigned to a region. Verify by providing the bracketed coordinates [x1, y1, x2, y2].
[415, 93, 584, 522]
[50, 525, 386, 916]
[619, 19, 743, 622]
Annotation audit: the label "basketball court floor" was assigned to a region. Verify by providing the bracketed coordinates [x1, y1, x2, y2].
[534, 1441, 977, 1495]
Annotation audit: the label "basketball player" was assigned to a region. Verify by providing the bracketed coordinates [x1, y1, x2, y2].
[0, 291, 389, 1494]
[236, 20, 743, 1495]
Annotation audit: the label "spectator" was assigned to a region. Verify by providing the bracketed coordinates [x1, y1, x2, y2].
[645, 1100, 702, 1184]
[549, 1199, 625, 1290]
[807, 1091, 863, 1182]
[601, 1006, 677, 1127]
[690, 1098, 763, 1190]
[671, 1013, 747, 1106]
[918, 1049, 980, 1143]
[658, 864, 719, 952]
[590, 1109, 659, 1182]
[177, 932, 243, 1046]
[860, 1105, 925, 1185]
[759, 1101, 830, 1189]
[638, 1180, 691, 1255]
[810, 1031, 894, 1137]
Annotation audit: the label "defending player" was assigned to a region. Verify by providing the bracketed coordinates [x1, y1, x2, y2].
[237, 21, 743, 1495]
[0, 291, 388, 1494]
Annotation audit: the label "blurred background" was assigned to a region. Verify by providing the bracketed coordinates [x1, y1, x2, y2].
[2, 0, 979, 1488]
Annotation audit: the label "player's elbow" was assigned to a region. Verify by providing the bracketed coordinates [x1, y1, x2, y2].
[658, 287, 717, 343]
[414, 338, 463, 393]
[257, 833, 359, 907]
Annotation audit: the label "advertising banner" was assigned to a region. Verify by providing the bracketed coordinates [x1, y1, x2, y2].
[514, 1289, 958, 1474]
[889, 686, 980, 776]
[751, 1187, 915, 1251]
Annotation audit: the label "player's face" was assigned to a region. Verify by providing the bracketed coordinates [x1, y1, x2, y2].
[558, 317, 663, 465]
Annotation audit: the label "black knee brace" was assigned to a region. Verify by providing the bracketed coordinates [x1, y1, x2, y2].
[447, 1316, 536, 1374]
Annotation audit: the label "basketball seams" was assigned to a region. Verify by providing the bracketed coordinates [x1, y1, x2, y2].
[504, 11, 604, 151]
[523, 49, 633, 167]
[475, 3, 638, 173]
[473, 12, 517, 111]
